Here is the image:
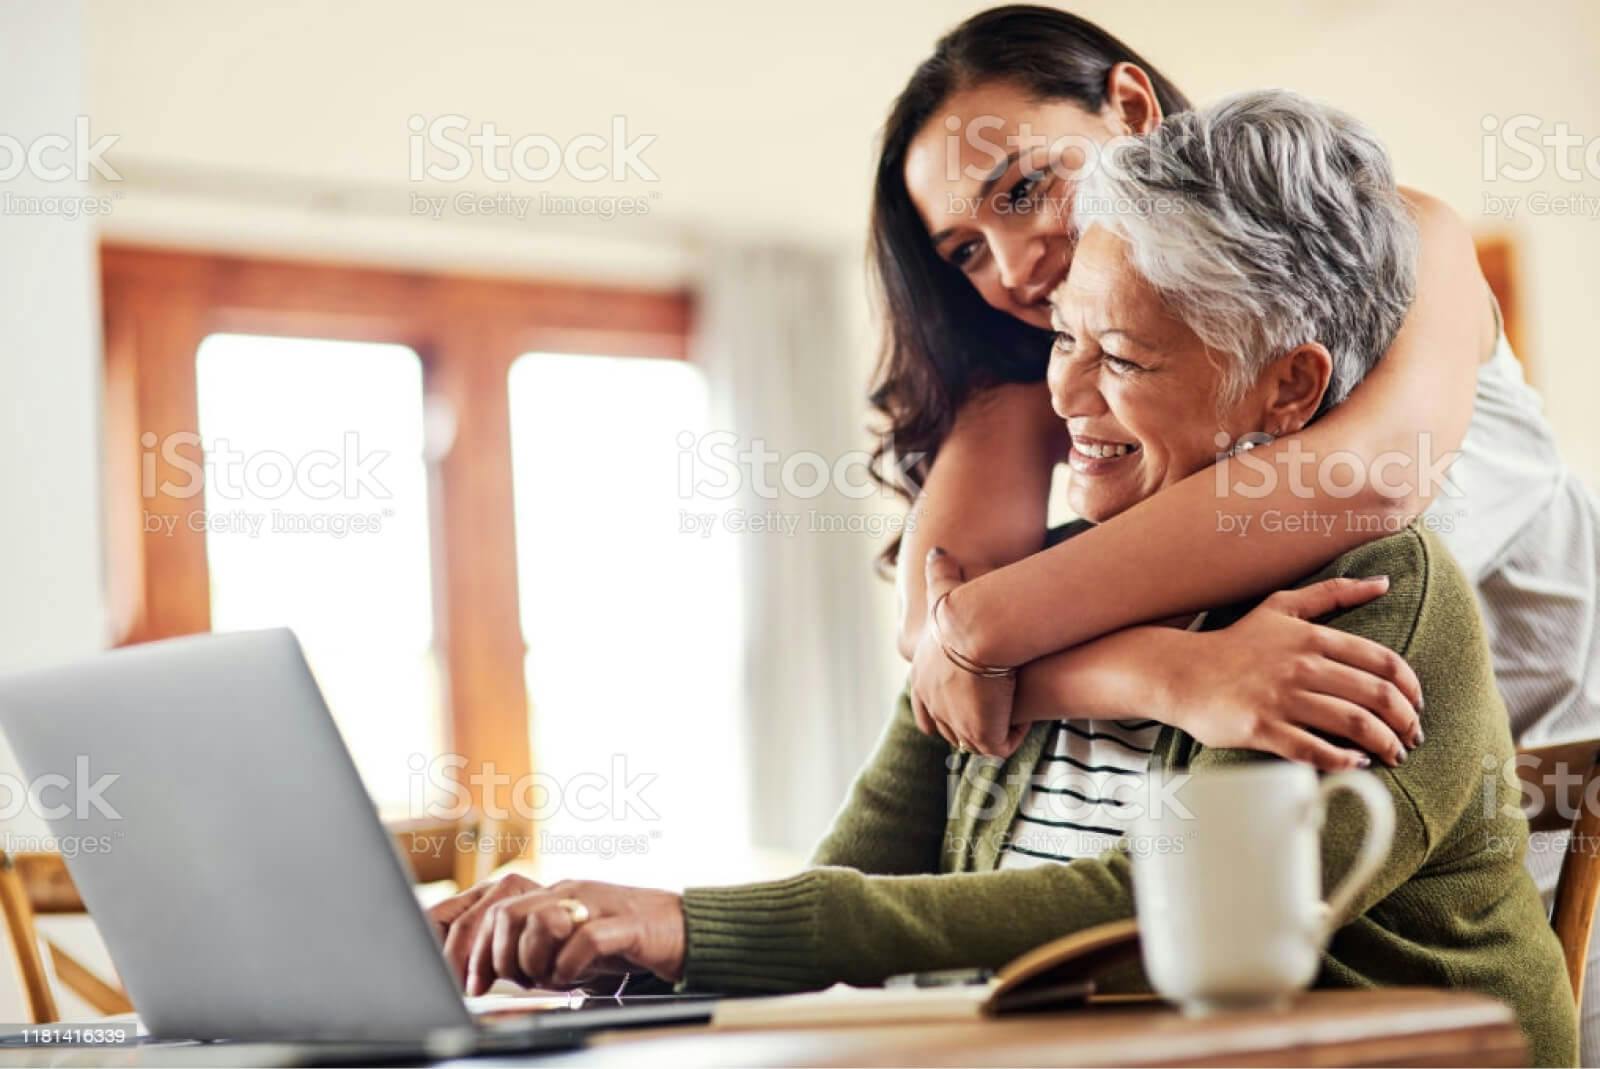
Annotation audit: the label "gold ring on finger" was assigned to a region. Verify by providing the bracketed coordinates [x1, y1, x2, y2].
[556, 897, 591, 927]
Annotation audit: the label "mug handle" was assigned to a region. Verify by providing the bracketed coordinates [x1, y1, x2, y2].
[1312, 770, 1396, 945]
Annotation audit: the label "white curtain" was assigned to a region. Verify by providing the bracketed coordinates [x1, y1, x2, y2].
[695, 244, 902, 855]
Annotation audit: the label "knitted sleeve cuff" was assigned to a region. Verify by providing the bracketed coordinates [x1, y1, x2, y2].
[680, 871, 833, 993]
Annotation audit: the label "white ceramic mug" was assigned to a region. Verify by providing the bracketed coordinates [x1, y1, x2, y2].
[1129, 763, 1394, 1015]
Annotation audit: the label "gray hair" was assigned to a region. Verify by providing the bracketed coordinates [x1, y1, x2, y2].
[1074, 89, 1418, 412]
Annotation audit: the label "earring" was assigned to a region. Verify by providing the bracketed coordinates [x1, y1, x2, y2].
[1227, 430, 1277, 457]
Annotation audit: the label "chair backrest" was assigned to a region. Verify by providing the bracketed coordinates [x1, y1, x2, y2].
[1516, 739, 1600, 1008]
[0, 814, 494, 1024]
[388, 814, 498, 890]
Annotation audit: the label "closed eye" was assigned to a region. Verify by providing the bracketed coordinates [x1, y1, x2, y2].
[1051, 330, 1076, 354]
[1103, 354, 1143, 375]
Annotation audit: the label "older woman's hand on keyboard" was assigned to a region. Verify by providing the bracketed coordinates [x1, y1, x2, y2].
[429, 875, 686, 994]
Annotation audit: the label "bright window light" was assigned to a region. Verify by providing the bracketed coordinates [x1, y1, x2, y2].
[509, 353, 746, 888]
[194, 333, 442, 810]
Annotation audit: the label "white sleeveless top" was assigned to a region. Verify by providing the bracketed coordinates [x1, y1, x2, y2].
[1426, 332, 1600, 747]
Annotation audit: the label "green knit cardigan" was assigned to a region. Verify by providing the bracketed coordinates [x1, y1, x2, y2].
[680, 527, 1577, 1067]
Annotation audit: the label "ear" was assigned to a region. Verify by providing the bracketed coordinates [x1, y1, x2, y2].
[1259, 343, 1334, 435]
[1102, 63, 1163, 135]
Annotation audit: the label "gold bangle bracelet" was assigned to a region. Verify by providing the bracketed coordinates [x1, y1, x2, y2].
[929, 592, 1016, 679]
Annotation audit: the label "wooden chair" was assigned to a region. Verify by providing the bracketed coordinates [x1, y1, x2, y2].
[1516, 739, 1600, 1008]
[386, 813, 500, 890]
[0, 851, 130, 1024]
[0, 814, 497, 1024]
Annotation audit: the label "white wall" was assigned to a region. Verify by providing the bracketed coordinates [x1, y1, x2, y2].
[1, 0, 105, 672]
[0, 0, 111, 1021]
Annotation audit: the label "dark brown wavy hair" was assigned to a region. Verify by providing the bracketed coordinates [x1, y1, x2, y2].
[868, 5, 1191, 574]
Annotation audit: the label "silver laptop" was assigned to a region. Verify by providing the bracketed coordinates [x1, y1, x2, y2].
[0, 629, 709, 1048]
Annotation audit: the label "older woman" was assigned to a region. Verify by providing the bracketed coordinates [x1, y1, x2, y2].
[430, 92, 1576, 1066]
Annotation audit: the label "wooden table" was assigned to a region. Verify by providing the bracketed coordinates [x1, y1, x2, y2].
[0, 988, 1526, 1067]
[540, 988, 1527, 1068]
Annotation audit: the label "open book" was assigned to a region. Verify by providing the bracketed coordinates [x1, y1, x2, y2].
[711, 917, 1140, 1029]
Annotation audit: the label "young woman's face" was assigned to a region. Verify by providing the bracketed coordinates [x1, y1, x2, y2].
[904, 80, 1124, 330]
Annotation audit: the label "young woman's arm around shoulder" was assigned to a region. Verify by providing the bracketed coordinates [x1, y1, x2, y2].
[906, 192, 1492, 756]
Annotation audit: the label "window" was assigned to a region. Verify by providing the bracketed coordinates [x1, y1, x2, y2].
[508, 354, 745, 886]
[101, 245, 692, 843]
[194, 334, 442, 809]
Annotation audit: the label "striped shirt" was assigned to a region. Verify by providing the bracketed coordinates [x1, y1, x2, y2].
[997, 717, 1160, 868]
[999, 613, 1207, 870]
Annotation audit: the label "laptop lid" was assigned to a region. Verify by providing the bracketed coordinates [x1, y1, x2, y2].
[0, 628, 472, 1041]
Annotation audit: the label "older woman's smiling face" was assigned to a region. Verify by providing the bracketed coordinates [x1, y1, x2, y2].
[1047, 225, 1258, 523]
